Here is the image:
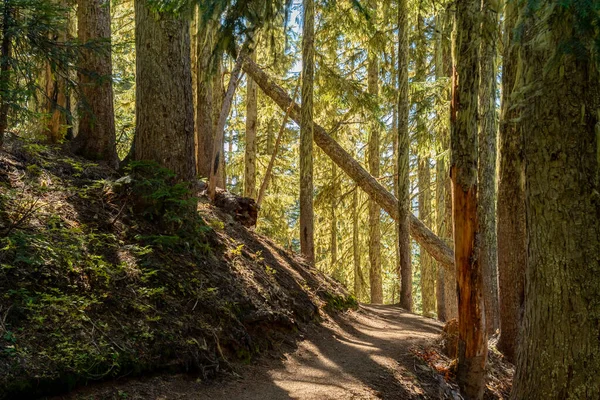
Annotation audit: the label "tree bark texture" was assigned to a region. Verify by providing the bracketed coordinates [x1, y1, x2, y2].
[478, 0, 499, 334]
[397, 0, 413, 311]
[367, 13, 383, 304]
[496, 0, 526, 363]
[195, 15, 217, 179]
[242, 56, 455, 270]
[330, 160, 339, 279]
[43, 2, 69, 145]
[452, 0, 487, 397]
[134, 0, 195, 181]
[300, 0, 315, 264]
[434, 13, 458, 322]
[213, 58, 226, 187]
[353, 187, 365, 299]
[73, 0, 118, 167]
[415, 13, 435, 315]
[510, 4, 600, 398]
[418, 156, 435, 315]
[244, 51, 258, 199]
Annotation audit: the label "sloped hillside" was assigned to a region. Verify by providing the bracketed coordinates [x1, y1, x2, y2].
[0, 137, 355, 399]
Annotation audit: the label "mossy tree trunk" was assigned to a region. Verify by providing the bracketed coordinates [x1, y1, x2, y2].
[353, 187, 362, 298]
[478, 0, 499, 334]
[300, 0, 315, 263]
[397, 0, 412, 311]
[510, 3, 600, 398]
[451, 0, 487, 396]
[195, 14, 217, 180]
[133, 0, 195, 181]
[496, 0, 525, 363]
[244, 51, 258, 198]
[434, 12, 457, 322]
[213, 58, 226, 187]
[73, 0, 118, 167]
[367, 0, 382, 304]
[415, 12, 435, 316]
[44, 0, 69, 144]
[330, 160, 339, 278]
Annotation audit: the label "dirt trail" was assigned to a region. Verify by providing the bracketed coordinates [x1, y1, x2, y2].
[57, 305, 446, 400]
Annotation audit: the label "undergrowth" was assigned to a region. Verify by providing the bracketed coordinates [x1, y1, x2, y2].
[0, 138, 354, 399]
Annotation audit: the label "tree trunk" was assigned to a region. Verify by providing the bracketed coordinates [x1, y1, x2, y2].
[242, 57, 455, 269]
[209, 47, 247, 198]
[133, 0, 195, 181]
[478, 0, 499, 334]
[43, 1, 69, 145]
[434, 12, 457, 322]
[73, 0, 118, 167]
[391, 45, 402, 306]
[452, 0, 487, 396]
[496, 0, 525, 363]
[330, 160, 338, 278]
[0, 0, 13, 147]
[510, 4, 600, 398]
[300, 0, 315, 264]
[353, 188, 362, 299]
[195, 15, 217, 179]
[415, 12, 434, 315]
[213, 58, 226, 187]
[244, 51, 258, 198]
[397, 0, 413, 311]
[367, 8, 382, 304]
[266, 117, 275, 155]
[419, 156, 435, 315]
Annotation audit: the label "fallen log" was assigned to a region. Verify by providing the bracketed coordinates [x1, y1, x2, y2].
[242, 57, 455, 269]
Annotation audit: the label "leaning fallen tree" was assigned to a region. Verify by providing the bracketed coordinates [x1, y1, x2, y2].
[242, 57, 455, 269]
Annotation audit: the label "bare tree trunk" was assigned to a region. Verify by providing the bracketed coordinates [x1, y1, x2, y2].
[496, 0, 525, 363]
[367, 3, 382, 304]
[478, 0, 500, 334]
[300, 0, 315, 263]
[209, 47, 247, 198]
[73, 0, 118, 167]
[244, 51, 258, 198]
[133, 0, 195, 181]
[397, 0, 413, 311]
[510, 3, 600, 397]
[452, 0, 487, 396]
[242, 57, 455, 269]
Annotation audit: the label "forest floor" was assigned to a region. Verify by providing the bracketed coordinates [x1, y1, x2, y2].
[50, 305, 512, 400]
